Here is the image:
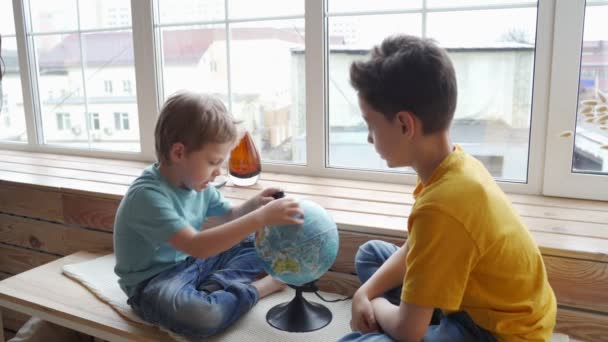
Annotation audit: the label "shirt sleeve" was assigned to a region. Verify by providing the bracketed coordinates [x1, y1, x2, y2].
[206, 185, 233, 217]
[127, 187, 189, 245]
[401, 207, 479, 311]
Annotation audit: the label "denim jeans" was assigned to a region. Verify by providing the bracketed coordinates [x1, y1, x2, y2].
[127, 234, 264, 338]
[339, 240, 497, 342]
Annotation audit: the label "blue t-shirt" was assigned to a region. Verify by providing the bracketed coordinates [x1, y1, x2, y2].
[113, 164, 232, 297]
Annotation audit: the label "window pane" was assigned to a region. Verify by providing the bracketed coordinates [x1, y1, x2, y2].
[328, 0, 422, 14]
[327, 5, 538, 182]
[82, 31, 139, 151]
[29, 0, 78, 32]
[79, 0, 132, 30]
[572, 3, 608, 175]
[157, 0, 225, 24]
[327, 14, 422, 171]
[1, 37, 28, 143]
[427, 0, 536, 8]
[229, 20, 306, 163]
[426, 8, 537, 46]
[35, 34, 87, 146]
[228, 0, 304, 19]
[30, 0, 140, 152]
[428, 8, 537, 182]
[0, 0, 16, 35]
[159, 25, 229, 102]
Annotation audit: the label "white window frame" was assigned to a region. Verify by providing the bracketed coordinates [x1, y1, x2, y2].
[113, 112, 130, 131]
[104, 80, 114, 94]
[56, 112, 71, 131]
[6, 0, 147, 160]
[263, 0, 554, 197]
[89, 112, 100, 131]
[543, 0, 608, 201]
[122, 80, 132, 94]
[2, 0, 606, 200]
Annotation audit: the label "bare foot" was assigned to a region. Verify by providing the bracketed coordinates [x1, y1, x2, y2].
[252, 275, 287, 299]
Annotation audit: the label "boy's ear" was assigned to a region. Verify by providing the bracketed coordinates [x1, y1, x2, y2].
[396, 111, 415, 136]
[170, 142, 186, 162]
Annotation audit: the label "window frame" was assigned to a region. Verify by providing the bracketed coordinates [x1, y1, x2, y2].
[2, 0, 606, 200]
[543, 0, 608, 201]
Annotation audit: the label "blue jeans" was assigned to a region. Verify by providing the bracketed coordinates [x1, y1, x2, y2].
[127, 235, 264, 338]
[339, 240, 497, 342]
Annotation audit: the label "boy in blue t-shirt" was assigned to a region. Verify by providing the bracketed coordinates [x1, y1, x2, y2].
[114, 92, 303, 338]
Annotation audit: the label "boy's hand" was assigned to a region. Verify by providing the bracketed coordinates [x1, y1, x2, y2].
[254, 187, 284, 207]
[351, 290, 379, 333]
[256, 197, 304, 226]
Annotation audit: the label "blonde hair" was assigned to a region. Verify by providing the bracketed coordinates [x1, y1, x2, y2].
[154, 92, 238, 163]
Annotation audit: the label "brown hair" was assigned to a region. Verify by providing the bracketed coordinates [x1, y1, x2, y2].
[350, 35, 457, 134]
[154, 92, 238, 163]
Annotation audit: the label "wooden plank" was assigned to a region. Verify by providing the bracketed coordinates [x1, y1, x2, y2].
[317, 271, 360, 297]
[1, 148, 607, 212]
[1, 308, 29, 333]
[0, 161, 136, 186]
[1, 153, 606, 239]
[332, 231, 405, 274]
[0, 171, 126, 200]
[0, 149, 149, 169]
[556, 307, 608, 342]
[263, 172, 608, 212]
[0, 252, 173, 341]
[0, 214, 113, 256]
[524, 217, 608, 240]
[533, 231, 608, 263]
[0, 184, 63, 222]
[223, 185, 410, 218]
[0, 244, 58, 275]
[545, 256, 608, 313]
[62, 194, 120, 232]
[0, 154, 143, 177]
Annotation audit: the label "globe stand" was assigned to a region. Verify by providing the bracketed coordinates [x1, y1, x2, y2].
[266, 281, 332, 332]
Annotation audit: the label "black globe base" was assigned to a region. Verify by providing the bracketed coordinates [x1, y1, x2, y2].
[266, 282, 332, 332]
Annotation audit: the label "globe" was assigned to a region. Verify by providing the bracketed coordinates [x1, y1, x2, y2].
[254, 199, 339, 286]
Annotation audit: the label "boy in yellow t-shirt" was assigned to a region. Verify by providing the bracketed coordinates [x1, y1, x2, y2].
[340, 35, 556, 341]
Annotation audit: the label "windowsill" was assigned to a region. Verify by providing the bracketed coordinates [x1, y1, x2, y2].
[0, 148, 606, 263]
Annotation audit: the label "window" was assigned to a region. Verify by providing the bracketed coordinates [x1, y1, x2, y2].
[114, 112, 129, 130]
[572, 6, 608, 175]
[1, 93, 8, 113]
[104, 80, 114, 94]
[89, 112, 100, 130]
[56, 112, 71, 130]
[326, 1, 538, 183]
[122, 80, 132, 94]
[0, 0, 27, 143]
[2, 0, 605, 201]
[544, 0, 608, 200]
[155, 0, 306, 164]
[25, 0, 140, 152]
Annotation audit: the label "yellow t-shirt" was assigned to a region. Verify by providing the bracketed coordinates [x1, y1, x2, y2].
[401, 145, 556, 341]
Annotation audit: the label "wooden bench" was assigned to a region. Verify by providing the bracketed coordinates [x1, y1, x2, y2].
[0, 252, 171, 342]
[0, 149, 606, 341]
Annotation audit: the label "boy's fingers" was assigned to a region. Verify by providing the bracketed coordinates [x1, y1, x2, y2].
[260, 197, 273, 205]
[287, 208, 304, 216]
[263, 187, 281, 195]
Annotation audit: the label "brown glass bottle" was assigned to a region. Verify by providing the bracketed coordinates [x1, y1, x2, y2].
[229, 131, 261, 186]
